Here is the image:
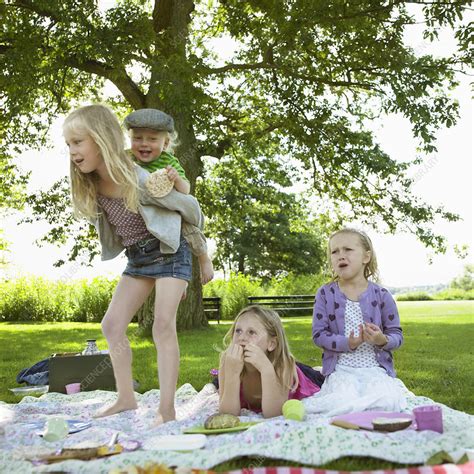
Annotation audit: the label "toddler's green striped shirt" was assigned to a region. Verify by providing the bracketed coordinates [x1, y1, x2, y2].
[135, 151, 189, 182]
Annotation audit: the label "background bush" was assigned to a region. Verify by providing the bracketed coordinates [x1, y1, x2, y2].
[396, 292, 433, 301]
[0, 276, 117, 322]
[264, 272, 326, 296]
[1, 273, 472, 322]
[396, 288, 474, 301]
[71, 277, 117, 322]
[203, 273, 263, 320]
[433, 288, 474, 300]
[0, 277, 76, 321]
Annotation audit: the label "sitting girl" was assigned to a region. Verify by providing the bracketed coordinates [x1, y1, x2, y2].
[217, 305, 323, 418]
[310, 228, 410, 416]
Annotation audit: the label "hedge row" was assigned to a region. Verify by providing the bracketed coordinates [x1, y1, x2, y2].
[396, 288, 474, 301]
[1, 275, 471, 322]
[0, 273, 324, 322]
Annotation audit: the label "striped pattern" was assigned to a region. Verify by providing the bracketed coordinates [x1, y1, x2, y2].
[223, 462, 474, 474]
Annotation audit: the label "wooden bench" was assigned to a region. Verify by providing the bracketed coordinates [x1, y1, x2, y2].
[203, 297, 221, 323]
[247, 295, 314, 317]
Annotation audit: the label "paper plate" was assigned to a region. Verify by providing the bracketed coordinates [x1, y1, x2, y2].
[142, 434, 206, 451]
[9, 385, 48, 396]
[183, 421, 260, 435]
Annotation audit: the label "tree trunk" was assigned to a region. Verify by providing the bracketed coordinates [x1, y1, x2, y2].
[177, 256, 208, 330]
[238, 254, 245, 273]
[138, 0, 208, 331]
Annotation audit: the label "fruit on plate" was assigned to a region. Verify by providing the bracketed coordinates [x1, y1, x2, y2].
[204, 413, 240, 430]
[372, 417, 412, 432]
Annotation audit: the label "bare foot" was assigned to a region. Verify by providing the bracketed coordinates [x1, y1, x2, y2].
[198, 254, 214, 285]
[151, 408, 176, 427]
[93, 399, 138, 418]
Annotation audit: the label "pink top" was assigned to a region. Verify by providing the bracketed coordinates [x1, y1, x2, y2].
[98, 195, 150, 247]
[239, 365, 320, 413]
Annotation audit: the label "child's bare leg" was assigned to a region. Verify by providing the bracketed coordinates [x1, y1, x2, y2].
[152, 278, 188, 425]
[198, 253, 214, 284]
[95, 275, 155, 418]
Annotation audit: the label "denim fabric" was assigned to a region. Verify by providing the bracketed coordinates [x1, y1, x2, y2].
[17, 358, 49, 385]
[123, 235, 192, 281]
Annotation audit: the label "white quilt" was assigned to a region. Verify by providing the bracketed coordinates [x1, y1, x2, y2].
[0, 384, 473, 473]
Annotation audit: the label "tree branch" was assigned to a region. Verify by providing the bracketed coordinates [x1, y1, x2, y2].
[203, 61, 267, 74]
[321, 5, 393, 21]
[7, 0, 62, 23]
[66, 57, 146, 109]
[152, 0, 174, 33]
[202, 62, 378, 91]
[404, 1, 469, 5]
[197, 138, 232, 159]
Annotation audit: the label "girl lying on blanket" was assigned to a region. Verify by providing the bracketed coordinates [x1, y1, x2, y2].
[216, 305, 324, 418]
[310, 228, 410, 416]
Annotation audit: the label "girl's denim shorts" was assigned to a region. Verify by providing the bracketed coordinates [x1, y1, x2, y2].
[123, 235, 192, 281]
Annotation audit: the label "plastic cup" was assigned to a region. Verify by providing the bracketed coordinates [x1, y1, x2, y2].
[65, 382, 81, 395]
[282, 399, 305, 421]
[43, 418, 69, 442]
[413, 405, 443, 433]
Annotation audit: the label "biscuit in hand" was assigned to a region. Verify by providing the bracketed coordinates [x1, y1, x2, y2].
[145, 169, 174, 198]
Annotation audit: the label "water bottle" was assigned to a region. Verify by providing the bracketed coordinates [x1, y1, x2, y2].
[82, 339, 99, 355]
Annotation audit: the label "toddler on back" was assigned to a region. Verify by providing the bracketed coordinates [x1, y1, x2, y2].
[218, 305, 323, 418]
[310, 228, 410, 416]
[124, 108, 214, 284]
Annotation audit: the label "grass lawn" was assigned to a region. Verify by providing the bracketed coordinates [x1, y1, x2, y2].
[1, 300, 472, 470]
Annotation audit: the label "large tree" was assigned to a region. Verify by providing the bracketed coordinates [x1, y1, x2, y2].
[1, 0, 471, 328]
[196, 148, 327, 277]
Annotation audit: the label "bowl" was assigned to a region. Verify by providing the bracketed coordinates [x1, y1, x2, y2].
[9, 385, 49, 397]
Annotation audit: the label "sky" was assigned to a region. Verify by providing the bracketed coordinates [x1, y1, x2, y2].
[1, 12, 472, 289]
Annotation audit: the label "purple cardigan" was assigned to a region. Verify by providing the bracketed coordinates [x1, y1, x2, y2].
[312, 281, 403, 377]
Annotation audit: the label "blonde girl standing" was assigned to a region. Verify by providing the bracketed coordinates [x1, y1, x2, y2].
[63, 104, 203, 424]
[310, 228, 410, 416]
[218, 305, 322, 418]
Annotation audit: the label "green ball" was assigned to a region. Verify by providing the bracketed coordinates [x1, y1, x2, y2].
[282, 399, 305, 421]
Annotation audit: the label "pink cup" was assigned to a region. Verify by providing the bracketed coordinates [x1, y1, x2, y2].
[413, 405, 443, 433]
[65, 383, 81, 395]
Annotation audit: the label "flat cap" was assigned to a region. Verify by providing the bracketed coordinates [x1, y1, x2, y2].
[124, 108, 175, 133]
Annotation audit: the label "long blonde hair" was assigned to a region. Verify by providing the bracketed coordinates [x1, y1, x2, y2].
[327, 228, 380, 282]
[63, 104, 139, 219]
[222, 305, 298, 392]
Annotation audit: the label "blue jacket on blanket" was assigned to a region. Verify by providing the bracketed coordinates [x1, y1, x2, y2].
[16, 358, 49, 385]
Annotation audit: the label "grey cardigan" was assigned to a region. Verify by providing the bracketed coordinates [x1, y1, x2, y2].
[91, 166, 204, 260]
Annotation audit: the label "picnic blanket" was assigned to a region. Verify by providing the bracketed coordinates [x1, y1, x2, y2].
[0, 383, 473, 473]
[226, 464, 474, 474]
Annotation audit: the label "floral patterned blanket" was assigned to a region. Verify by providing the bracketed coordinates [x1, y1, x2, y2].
[0, 383, 473, 473]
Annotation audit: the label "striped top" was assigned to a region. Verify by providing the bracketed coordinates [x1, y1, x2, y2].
[135, 151, 189, 181]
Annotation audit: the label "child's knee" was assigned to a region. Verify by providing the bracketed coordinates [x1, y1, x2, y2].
[101, 316, 126, 342]
[152, 315, 177, 341]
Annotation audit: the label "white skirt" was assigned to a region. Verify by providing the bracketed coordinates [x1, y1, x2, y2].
[304, 365, 411, 417]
